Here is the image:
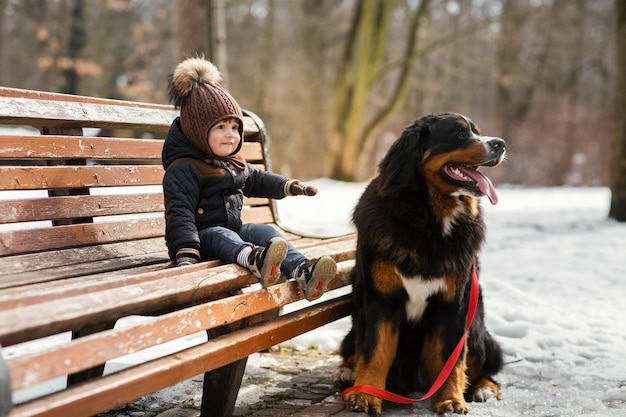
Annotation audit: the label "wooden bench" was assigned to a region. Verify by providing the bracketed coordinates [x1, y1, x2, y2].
[0, 87, 356, 417]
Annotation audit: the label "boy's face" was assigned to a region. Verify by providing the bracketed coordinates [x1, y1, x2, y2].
[207, 119, 241, 157]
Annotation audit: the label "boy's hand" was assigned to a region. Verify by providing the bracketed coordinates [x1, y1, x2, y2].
[176, 248, 200, 267]
[286, 180, 318, 196]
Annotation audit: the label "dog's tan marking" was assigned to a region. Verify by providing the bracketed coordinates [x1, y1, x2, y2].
[460, 195, 479, 218]
[423, 334, 470, 414]
[354, 320, 398, 386]
[346, 319, 399, 415]
[441, 274, 458, 302]
[372, 259, 404, 295]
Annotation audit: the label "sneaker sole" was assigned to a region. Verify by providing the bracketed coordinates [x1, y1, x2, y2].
[258, 237, 288, 288]
[304, 256, 337, 301]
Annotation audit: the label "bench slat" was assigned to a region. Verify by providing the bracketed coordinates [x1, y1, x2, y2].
[0, 194, 269, 224]
[0, 165, 163, 190]
[0, 235, 355, 305]
[0, 96, 176, 131]
[0, 263, 257, 346]
[8, 280, 306, 390]
[6, 295, 351, 417]
[0, 193, 163, 224]
[0, 255, 353, 347]
[0, 217, 165, 256]
[0, 237, 167, 282]
[0, 136, 163, 159]
[0, 206, 274, 256]
[0, 87, 261, 134]
[0, 137, 263, 161]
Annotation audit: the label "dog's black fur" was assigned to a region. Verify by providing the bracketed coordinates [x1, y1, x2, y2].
[333, 113, 506, 415]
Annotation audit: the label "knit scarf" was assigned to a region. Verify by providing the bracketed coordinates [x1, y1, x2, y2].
[205, 155, 247, 172]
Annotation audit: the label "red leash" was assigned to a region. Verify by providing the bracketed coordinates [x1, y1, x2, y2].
[341, 264, 479, 404]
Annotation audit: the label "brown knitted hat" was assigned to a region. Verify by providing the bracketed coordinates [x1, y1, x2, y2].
[168, 57, 244, 157]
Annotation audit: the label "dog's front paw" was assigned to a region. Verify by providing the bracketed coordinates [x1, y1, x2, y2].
[431, 398, 470, 415]
[332, 364, 355, 390]
[466, 378, 502, 402]
[344, 392, 383, 416]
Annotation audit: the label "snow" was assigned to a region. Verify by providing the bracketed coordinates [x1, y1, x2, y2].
[4, 181, 626, 416]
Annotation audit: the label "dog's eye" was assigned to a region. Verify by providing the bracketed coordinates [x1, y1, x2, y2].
[458, 132, 466, 140]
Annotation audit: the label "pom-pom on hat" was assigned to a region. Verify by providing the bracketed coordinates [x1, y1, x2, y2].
[168, 57, 244, 157]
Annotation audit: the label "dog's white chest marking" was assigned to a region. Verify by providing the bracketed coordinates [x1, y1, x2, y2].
[397, 270, 447, 321]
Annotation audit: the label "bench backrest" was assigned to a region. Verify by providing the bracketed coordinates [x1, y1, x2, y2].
[0, 87, 276, 263]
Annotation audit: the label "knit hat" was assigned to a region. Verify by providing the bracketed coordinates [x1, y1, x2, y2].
[168, 57, 244, 158]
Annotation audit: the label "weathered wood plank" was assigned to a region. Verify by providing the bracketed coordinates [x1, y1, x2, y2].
[0, 205, 272, 256]
[0, 87, 260, 134]
[0, 217, 165, 256]
[0, 96, 177, 131]
[0, 136, 163, 159]
[0, 165, 163, 190]
[0, 237, 166, 279]
[0, 263, 257, 346]
[0, 255, 170, 294]
[0, 245, 353, 315]
[7, 280, 305, 390]
[5, 295, 351, 417]
[0, 257, 353, 348]
[0, 136, 263, 161]
[0, 193, 164, 223]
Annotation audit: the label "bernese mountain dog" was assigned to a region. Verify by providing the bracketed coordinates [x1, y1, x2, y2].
[333, 112, 506, 415]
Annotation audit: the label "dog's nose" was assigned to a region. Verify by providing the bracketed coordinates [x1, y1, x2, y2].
[488, 138, 505, 150]
[487, 138, 505, 157]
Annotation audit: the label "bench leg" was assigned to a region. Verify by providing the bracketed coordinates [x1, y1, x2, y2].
[200, 357, 248, 417]
[0, 344, 13, 417]
[199, 308, 280, 416]
[67, 321, 115, 386]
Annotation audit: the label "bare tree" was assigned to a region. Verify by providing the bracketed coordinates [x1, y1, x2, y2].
[609, 0, 626, 221]
[173, 0, 209, 61]
[208, 0, 229, 84]
[325, 0, 431, 180]
[61, 0, 86, 94]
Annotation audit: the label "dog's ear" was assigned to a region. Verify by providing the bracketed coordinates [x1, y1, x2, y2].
[377, 122, 426, 197]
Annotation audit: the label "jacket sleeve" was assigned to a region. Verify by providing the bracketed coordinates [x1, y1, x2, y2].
[243, 164, 289, 199]
[163, 162, 202, 261]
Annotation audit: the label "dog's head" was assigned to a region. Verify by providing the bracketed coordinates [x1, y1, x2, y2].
[378, 112, 506, 205]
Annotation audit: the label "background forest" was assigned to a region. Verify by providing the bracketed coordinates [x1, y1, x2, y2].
[0, 0, 620, 188]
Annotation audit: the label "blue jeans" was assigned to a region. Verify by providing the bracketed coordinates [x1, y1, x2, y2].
[198, 224, 306, 276]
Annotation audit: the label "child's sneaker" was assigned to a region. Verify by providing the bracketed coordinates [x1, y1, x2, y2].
[294, 255, 337, 301]
[248, 237, 288, 288]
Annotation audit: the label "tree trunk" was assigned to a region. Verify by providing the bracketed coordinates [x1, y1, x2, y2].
[255, 0, 275, 115]
[326, 0, 430, 180]
[609, 0, 626, 221]
[174, 0, 209, 61]
[209, 0, 229, 84]
[61, 0, 86, 94]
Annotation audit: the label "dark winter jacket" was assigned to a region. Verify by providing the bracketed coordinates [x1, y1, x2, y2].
[162, 117, 289, 261]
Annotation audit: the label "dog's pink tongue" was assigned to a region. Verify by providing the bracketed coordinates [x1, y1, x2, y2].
[459, 167, 499, 205]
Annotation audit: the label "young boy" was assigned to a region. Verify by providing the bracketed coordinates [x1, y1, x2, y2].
[162, 57, 336, 301]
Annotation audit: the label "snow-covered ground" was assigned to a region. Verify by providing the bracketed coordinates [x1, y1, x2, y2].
[5, 180, 626, 416]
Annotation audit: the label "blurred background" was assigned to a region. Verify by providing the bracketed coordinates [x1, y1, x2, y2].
[0, 0, 621, 188]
